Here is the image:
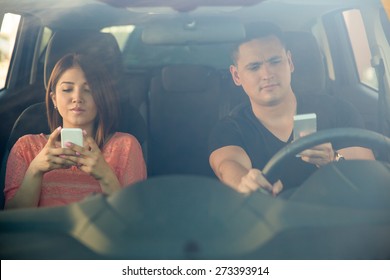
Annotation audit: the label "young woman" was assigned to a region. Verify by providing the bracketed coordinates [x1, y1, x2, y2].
[4, 53, 146, 209]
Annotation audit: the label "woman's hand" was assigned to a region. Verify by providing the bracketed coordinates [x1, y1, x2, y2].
[62, 132, 108, 179]
[63, 131, 121, 193]
[29, 126, 75, 174]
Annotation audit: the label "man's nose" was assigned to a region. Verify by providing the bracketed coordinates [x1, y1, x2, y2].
[260, 63, 274, 79]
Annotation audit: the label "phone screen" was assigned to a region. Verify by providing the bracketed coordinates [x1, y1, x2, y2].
[61, 128, 83, 148]
[293, 113, 317, 141]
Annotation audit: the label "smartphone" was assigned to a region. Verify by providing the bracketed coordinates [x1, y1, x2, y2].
[293, 113, 317, 141]
[61, 128, 83, 148]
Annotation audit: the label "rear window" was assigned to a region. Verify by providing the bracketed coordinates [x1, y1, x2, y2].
[103, 25, 233, 70]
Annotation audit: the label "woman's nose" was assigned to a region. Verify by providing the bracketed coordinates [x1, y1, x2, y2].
[72, 88, 83, 103]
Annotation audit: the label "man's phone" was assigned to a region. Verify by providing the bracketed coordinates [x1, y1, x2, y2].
[293, 113, 317, 141]
[61, 128, 83, 148]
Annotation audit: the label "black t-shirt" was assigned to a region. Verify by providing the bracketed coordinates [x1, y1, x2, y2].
[209, 94, 365, 189]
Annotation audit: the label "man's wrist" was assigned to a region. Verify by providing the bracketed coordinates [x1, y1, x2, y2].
[334, 151, 345, 162]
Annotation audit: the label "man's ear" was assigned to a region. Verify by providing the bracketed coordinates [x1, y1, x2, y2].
[287, 50, 295, 73]
[230, 65, 242, 86]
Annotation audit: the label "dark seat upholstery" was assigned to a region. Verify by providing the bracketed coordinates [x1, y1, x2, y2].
[148, 64, 221, 177]
[0, 30, 147, 209]
[286, 31, 326, 95]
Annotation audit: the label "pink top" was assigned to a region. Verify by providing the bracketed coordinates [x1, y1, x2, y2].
[4, 132, 146, 207]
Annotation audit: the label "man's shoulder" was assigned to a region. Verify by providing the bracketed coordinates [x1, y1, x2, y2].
[298, 93, 354, 104]
[297, 93, 355, 112]
[229, 101, 252, 118]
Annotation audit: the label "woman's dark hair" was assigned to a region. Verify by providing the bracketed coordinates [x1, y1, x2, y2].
[231, 21, 287, 65]
[45, 53, 120, 148]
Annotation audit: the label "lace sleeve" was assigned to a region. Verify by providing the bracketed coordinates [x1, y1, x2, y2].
[105, 133, 147, 188]
[4, 136, 37, 201]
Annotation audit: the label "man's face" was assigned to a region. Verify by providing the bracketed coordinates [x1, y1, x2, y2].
[230, 35, 294, 107]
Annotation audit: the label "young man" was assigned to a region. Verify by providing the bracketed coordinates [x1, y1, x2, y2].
[209, 22, 374, 195]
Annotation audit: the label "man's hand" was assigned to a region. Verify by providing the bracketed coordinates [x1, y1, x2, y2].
[238, 169, 283, 196]
[299, 142, 334, 167]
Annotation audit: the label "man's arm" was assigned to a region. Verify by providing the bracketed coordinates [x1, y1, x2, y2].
[209, 145, 282, 195]
[338, 146, 375, 160]
[300, 144, 375, 167]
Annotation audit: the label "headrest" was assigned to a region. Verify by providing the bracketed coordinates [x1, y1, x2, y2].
[161, 64, 217, 92]
[44, 30, 123, 89]
[286, 31, 326, 95]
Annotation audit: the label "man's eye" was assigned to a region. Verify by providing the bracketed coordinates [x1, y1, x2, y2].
[269, 59, 282, 65]
[248, 64, 260, 71]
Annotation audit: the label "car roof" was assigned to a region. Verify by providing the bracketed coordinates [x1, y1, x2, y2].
[1, 0, 384, 32]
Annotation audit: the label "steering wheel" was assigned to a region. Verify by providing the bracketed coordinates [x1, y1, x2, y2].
[262, 128, 390, 184]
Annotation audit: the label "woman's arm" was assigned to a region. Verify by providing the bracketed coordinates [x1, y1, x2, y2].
[5, 127, 75, 209]
[5, 164, 44, 209]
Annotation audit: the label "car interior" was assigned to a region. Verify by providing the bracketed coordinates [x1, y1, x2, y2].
[0, 0, 389, 259]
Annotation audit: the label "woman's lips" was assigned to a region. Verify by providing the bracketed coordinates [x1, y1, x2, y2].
[70, 108, 85, 114]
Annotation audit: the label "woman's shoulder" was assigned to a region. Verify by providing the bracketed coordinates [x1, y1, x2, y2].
[103, 132, 142, 156]
[111, 132, 138, 141]
[106, 132, 140, 147]
[15, 133, 47, 146]
[11, 134, 47, 155]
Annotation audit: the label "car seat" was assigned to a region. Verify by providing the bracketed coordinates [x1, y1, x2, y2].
[0, 30, 147, 209]
[148, 64, 221, 177]
[286, 31, 326, 96]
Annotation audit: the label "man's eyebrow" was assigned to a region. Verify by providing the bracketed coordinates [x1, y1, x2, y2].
[267, 55, 282, 62]
[244, 55, 283, 69]
[245, 61, 262, 69]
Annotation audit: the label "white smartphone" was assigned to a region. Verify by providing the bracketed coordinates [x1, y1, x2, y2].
[61, 128, 83, 148]
[293, 113, 317, 141]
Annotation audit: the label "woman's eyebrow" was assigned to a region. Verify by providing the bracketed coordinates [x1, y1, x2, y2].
[60, 81, 74, 85]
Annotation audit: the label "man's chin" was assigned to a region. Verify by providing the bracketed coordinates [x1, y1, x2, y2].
[255, 96, 282, 107]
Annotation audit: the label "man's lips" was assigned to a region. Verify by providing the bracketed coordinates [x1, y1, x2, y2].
[261, 83, 278, 90]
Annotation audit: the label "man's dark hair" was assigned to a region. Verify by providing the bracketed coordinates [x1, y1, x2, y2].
[231, 21, 287, 65]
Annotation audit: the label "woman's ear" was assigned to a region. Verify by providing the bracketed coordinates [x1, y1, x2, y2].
[50, 92, 57, 108]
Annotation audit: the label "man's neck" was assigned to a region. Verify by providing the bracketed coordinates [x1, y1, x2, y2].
[251, 90, 297, 141]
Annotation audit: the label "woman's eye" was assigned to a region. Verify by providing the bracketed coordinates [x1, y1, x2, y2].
[62, 88, 72, 92]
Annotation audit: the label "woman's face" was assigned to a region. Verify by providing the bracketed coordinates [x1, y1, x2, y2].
[51, 66, 97, 133]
